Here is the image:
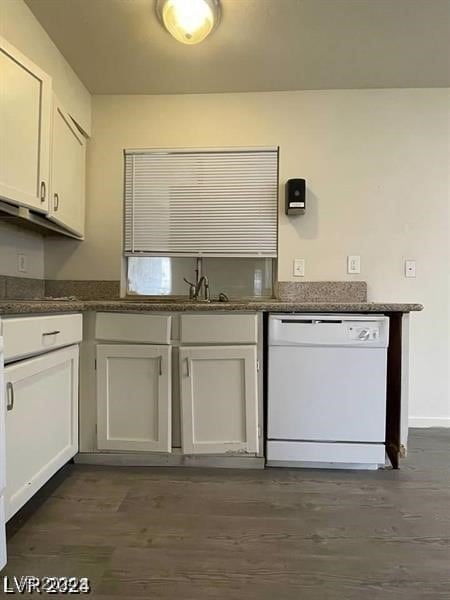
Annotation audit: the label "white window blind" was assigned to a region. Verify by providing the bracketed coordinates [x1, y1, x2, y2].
[124, 148, 278, 257]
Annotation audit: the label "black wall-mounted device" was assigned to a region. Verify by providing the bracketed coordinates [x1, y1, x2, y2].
[286, 178, 306, 215]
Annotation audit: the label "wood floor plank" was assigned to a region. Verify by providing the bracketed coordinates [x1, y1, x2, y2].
[2, 429, 449, 600]
[96, 542, 449, 598]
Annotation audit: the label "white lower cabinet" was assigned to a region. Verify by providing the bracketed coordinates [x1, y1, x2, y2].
[179, 345, 259, 455]
[4, 345, 79, 521]
[96, 344, 171, 452]
[90, 313, 262, 461]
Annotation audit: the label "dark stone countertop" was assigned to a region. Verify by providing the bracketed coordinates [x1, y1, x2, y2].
[0, 299, 424, 316]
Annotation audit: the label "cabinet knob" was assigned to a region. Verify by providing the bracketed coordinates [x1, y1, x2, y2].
[54, 193, 59, 211]
[6, 382, 14, 411]
[186, 357, 191, 377]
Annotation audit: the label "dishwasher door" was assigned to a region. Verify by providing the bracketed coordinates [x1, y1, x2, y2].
[268, 314, 389, 444]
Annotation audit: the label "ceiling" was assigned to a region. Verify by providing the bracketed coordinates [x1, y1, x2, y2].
[26, 0, 450, 95]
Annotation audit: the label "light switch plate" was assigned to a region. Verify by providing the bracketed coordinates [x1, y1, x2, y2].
[347, 255, 360, 274]
[293, 258, 305, 277]
[405, 260, 416, 278]
[17, 253, 27, 273]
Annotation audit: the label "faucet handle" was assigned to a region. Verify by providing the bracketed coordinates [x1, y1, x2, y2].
[204, 278, 210, 302]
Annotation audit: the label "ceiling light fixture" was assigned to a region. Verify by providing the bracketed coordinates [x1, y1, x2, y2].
[155, 0, 221, 45]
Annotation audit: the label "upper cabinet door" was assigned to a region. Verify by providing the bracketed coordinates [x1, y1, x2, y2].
[0, 36, 52, 213]
[49, 97, 86, 237]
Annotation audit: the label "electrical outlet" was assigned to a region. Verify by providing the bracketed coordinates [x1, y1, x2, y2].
[405, 259, 416, 278]
[347, 255, 360, 274]
[293, 258, 305, 277]
[17, 253, 27, 273]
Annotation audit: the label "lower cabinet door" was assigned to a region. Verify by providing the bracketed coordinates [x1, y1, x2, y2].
[96, 344, 171, 452]
[5, 345, 79, 521]
[179, 345, 259, 455]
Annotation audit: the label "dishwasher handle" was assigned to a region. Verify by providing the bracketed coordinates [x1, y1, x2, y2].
[280, 319, 343, 324]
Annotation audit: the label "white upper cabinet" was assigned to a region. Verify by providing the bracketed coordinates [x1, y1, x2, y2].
[0, 37, 87, 238]
[0, 36, 52, 213]
[48, 97, 86, 237]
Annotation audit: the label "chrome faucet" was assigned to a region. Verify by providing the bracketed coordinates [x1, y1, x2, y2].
[195, 275, 210, 302]
[183, 258, 210, 302]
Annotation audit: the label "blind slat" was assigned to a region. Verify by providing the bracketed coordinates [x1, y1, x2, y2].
[124, 149, 278, 257]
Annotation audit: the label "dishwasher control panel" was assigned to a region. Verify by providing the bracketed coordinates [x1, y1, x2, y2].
[347, 325, 380, 342]
[269, 314, 389, 348]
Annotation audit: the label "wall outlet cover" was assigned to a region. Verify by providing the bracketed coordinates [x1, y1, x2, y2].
[405, 259, 416, 278]
[347, 255, 361, 274]
[293, 258, 305, 277]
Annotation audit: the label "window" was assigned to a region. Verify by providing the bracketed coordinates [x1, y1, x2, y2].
[127, 256, 275, 298]
[127, 257, 172, 295]
[123, 147, 278, 297]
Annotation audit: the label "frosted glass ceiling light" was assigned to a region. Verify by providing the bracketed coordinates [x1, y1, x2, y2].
[156, 0, 221, 45]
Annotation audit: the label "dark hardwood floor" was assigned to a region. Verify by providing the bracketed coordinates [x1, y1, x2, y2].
[2, 429, 449, 599]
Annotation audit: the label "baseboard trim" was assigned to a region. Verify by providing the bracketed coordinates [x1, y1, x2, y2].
[409, 417, 450, 428]
[75, 452, 265, 469]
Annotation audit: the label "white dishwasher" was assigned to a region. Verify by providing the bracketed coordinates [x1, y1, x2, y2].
[267, 314, 389, 469]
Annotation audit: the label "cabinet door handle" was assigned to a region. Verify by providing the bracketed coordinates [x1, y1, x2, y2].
[6, 382, 14, 411]
[159, 356, 163, 376]
[186, 357, 191, 377]
[40, 181, 46, 202]
[54, 193, 59, 211]
[42, 330, 61, 337]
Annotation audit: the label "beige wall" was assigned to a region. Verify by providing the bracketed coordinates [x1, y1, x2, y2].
[0, 0, 91, 134]
[0, 222, 44, 278]
[44, 89, 450, 425]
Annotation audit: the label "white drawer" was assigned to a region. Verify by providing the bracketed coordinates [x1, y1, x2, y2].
[3, 313, 82, 362]
[180, 314, 258, 344]
[95, 313, 171, 344]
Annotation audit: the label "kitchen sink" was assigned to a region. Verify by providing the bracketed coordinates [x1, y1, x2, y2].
[119, 296, 232, 304]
